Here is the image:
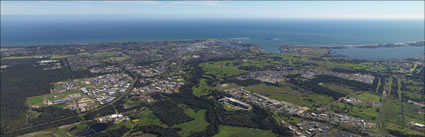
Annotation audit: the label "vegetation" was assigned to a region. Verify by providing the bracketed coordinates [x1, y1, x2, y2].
[192, 78, 215, 97]
[1, 55, 42, 60]
[149, 100, 194, 127]
[245, 83, 333, 108]
[2, 54, 76, 60]
[200, 61, 247, 79]
[381, 96, 423, 136]
[320, 83, 358, 95]
[4, 47, 422, 137]
[17, 127, 70, 137]
[172, 105, 209, 137]
[65, 123, 88, 135]
[94, 51, 121, 57]
[1, 58, 93, 131]
[278, 114, 302, 124]
[213, 125, 277, 137]
[50, 54, 73, 59]
[128, 108, 168, 128]
[103, 56, 130, 63]
[27, 90, 80, 106]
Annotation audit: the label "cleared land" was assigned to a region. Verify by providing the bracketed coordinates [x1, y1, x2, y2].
[27, 90, 80, 107]
[245, 83, 334, 108]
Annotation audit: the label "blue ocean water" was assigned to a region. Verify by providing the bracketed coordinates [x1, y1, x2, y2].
[1, 15, 424, 60]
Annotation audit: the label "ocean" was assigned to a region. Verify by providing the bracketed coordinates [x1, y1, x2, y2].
[1, 15, 424, 60]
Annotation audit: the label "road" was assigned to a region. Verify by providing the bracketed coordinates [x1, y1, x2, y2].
[376, 77, 394, 137]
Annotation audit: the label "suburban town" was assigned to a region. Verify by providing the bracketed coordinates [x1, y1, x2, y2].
[1, 39, 424, 137]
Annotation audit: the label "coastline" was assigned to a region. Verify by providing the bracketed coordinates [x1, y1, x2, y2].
[1, 38, 424, 61]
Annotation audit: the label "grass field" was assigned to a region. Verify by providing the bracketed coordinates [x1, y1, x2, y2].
[1, 56, 42, 60]
[128, 108, 168, 128]
[330, 102, 379, 123]
[213, 125, 277, 137]
[2, 54, 76, 60]
[18, 127, 70, 137]
[27, 90, 80, 106]
[381, 96, 423, 136]
[50, 55, 73, 59]
[139, 134, 158, 137]
[77, 52, 89, 56]
[26, 109, 42, 120]
[192, 78, 215, 97]
[94, 51, 121, 57]
[27, 95, 45, 106]
[245, 83, 334, 108]
[200, 61, 247, 79]
[404, 103, 424, 124]
[329, 92, 380, 123]
[356, 92, 380, 104]
[64, 123, 88, 135]
[217, 83, 241, 90]
[103, 56, 130, 62]
[108, 121, 133, 130]
[172, 105, 209, 137]
[279, 114, 303, 124]
[320, 83, 358, 95]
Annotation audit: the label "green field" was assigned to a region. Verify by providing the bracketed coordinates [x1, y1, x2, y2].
[356, 92, 380, 104]
[1, 56, 42, 60]
[139, 134, 158, 137]
[128, 108, 168, 128]
[2, 54, 76, 60]
[77, 52, 89, 56]
[50, 54, 73, 59]
[381, 96, 423, 135]
[217, 83, 241, 90]
[329, 92, 380, 123]
[172, 105, 209, 137]
[64, 123, 88, 135]
[192, 78, 215, 97]
[213, 125, 277, 137]
[103, 56, 130, 62]
[94, 51, 121, 57]
[198, 54, 376, 79]
[330, 102, 379, 123]
[26, 109, 42, 120]
[27, 95, 46, 107]
[320, 83, 358, 95]
[200, 61, 247, 79]
[108, 121, 133, 130]
[18, 127, 70, 137]
[404, 103, 424, 124]
[279, 114, 303, 124]
[245, 83, 334, 108]
[27, 90, 80, 106]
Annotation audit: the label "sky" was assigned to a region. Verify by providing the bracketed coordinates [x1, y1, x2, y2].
[1, 1, 424, 19]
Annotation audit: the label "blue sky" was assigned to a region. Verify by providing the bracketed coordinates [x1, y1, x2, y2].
[1, 1, 424, 19]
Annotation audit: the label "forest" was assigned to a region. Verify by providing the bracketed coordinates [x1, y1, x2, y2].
[1, 58, 95, 134]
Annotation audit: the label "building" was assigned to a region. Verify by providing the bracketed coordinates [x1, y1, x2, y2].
[219, 97, 252, 110]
